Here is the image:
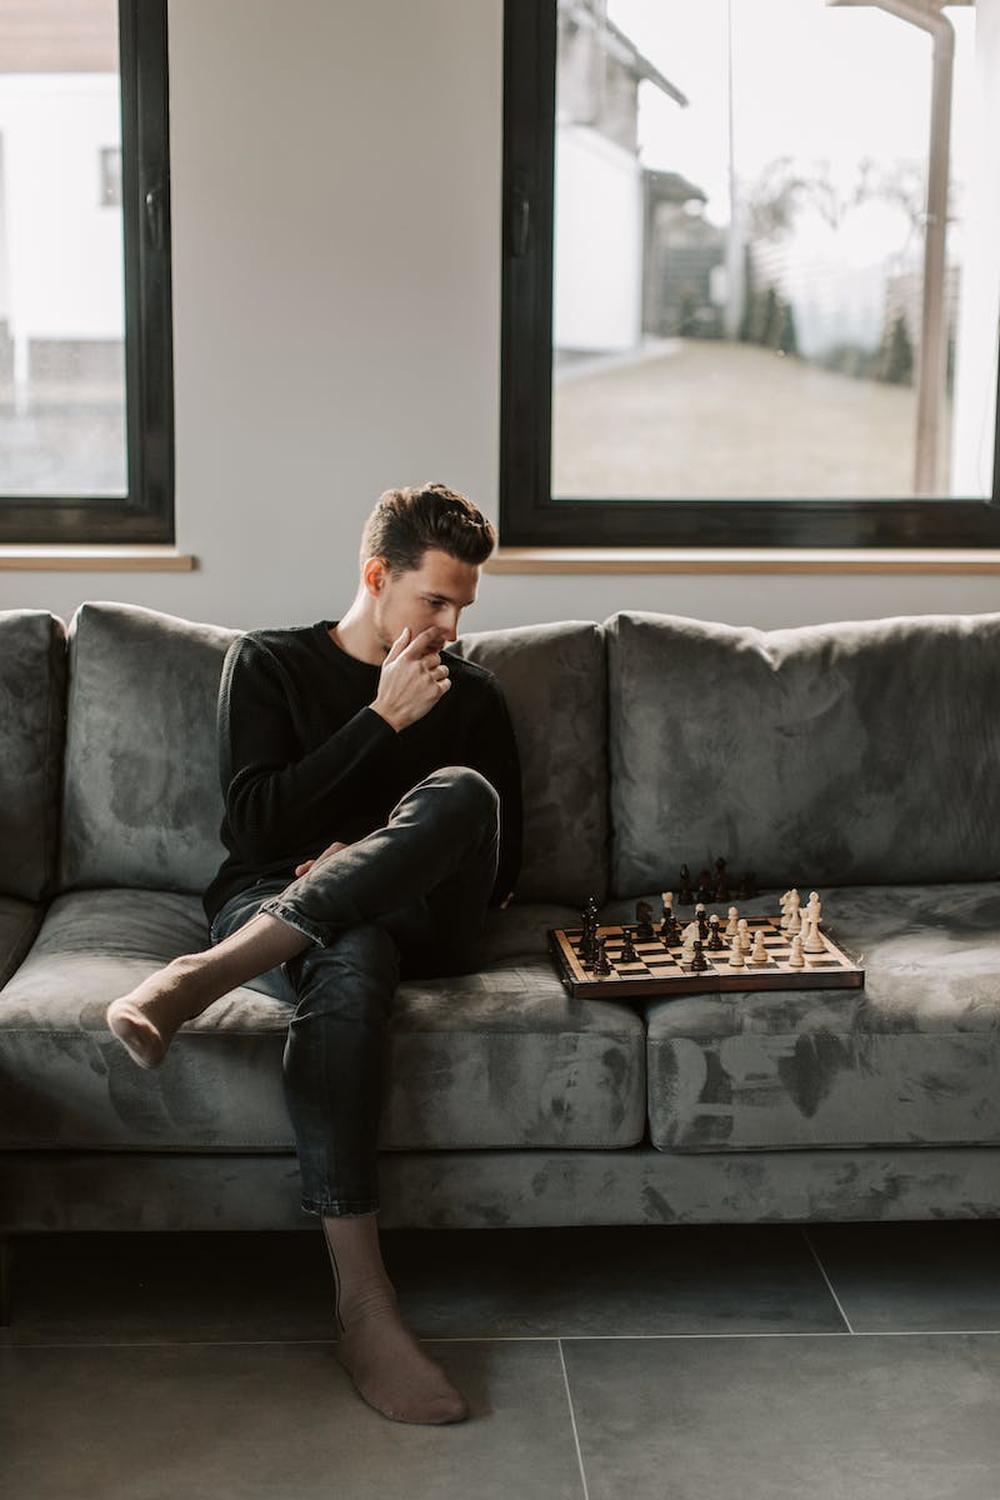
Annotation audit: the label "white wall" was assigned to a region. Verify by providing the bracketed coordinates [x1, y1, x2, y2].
[1, 0, 998, 632]
[553, 125, 642, 352]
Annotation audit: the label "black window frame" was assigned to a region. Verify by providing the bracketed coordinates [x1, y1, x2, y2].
[0, 0, 174, 545]
[500, 0, 1000, 549]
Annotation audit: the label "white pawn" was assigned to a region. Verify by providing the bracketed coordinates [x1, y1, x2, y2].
[803, 911, 825, 955]
[750, 930, 769, 965]
[782, 890, 801, 933]
[725, 905, 739, 938]
[661, 891, 674, 915]
[788, 934, 806, 968]
[806, 890, 822, 926]
[728, 935, 745, 968]
[737, 917, 752, 953]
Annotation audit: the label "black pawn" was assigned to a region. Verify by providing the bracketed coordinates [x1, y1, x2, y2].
[714, 857, 730, 902]
[695, 868, 714, 904]
[738, 870, 758, 900]
[593, 935, 612, 976]
[691, 939, 709, 973]
[696, 905, 710, 941]
[620, 926, 638, 963]
[707, 914, 724, 952]
[659, 911, 680, 945]
[678, 865, 693, 905]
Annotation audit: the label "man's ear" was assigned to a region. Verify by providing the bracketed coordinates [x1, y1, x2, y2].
[362, 555, 387, 595]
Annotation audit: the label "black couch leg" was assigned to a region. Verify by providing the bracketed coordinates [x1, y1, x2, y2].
[0, 1235, 11, 1326]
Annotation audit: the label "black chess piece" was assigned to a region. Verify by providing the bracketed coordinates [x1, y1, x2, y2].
[659, 910, 680, 945]
[634, 900, 654, 940]
[695, 868, 714, 904]
[738, 870, 758, 899]
[620, 926, 638, 963]
[713, 857, 730, 902]
[690, 939, 709, 973]
[678, 865, 693, 905]
[593, 935, 612, 975]
[696, 904, 710, 941]
[579, 920, 597, 965]
[706, 914, 725, 951]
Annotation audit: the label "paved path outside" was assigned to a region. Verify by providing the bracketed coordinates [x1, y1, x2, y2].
[552, 338, 951, 500]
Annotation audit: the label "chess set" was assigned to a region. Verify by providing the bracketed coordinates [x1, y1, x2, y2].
[547, 861, 865, 1002]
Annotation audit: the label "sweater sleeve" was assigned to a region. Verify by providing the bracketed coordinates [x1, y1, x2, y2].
[463, 674, 524, 908]
[217, 633, 397, 866]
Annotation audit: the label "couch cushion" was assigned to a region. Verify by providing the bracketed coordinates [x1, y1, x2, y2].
[0, 609, 66, 902]
[57, 602, 239, 895]
[0, 894, 43, 989]
[606, 609, 1000, 894]
[619, 882, 1000, 1153]
[0, 889, 645, 1152]
[451, 620, 608, 905]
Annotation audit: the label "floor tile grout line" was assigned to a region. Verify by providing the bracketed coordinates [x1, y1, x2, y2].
[6, 1329, 1000, 1349]
[557, 1338, 592, 1500]
[801, 1226, 855, 1334]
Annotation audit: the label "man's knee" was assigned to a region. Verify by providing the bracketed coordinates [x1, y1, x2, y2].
[423, 765, 499, 825]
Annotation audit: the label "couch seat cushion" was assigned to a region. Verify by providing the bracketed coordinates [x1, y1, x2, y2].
[0, 894, 43, 989]
[0, 889, 645, 1152]
[620, 883, 1000, 1152]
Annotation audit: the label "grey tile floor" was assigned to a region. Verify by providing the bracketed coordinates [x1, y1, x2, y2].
[2, 1218, 1000, 1499]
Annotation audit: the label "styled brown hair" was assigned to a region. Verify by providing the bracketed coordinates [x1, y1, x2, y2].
[360, 482, 496, 575]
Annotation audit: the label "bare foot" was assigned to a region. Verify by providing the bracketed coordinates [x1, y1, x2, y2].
[337, 1286, 469, 1424]
[105, 957, 206, 1069]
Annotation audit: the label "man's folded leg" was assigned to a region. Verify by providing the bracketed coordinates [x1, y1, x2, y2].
[258, 765, 499, 955]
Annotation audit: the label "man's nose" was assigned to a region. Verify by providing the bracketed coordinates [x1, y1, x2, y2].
[440, 612, 460, 643]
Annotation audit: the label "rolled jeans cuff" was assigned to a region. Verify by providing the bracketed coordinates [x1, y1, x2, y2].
[256, 897, 335, 949]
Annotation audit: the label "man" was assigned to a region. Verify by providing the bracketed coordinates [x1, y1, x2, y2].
[105, 481, 523, 1428]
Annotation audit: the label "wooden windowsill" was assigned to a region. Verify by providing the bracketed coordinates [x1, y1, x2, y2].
[0, 546, 196, 571]
[487, 547, 1000, 575]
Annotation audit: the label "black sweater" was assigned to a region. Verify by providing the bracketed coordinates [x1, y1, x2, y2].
[202, 619, 523, 926]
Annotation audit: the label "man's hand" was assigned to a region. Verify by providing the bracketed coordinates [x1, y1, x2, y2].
[370, 624, 452, 733]
[294, 839, 350, 877]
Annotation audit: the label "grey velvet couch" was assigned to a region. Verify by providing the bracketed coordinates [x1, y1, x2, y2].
[2, 600, 999, 1314]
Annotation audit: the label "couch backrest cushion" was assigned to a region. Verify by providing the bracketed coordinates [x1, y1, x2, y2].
[450, 621, 608, 905]
[606, 608, 1000, 895]
[0, 610, 66, 902]
[57, 602, 239, 894]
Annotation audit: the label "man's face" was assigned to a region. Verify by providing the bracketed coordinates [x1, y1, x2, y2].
[369, 548, 480, 654]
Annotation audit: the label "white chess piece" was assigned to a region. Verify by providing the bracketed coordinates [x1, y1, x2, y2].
[661, 891, 674, 915]
[782, 890, 801, 933]
[682, 920, 699, 946]
[750, 931, 769, 965]
[788, 934, 806, 968]
[725, 906, 739, 937]
[802, 911, 825, 955]
[737, 917, 752, 953]
[728, 935, 745, 968]
[806, 891, 822, 926]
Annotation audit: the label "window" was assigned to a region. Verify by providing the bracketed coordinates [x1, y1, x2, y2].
[0, 0, 173, 543]
[501, 0, 1000, 547]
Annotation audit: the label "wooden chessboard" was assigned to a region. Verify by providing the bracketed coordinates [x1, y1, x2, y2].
[548, 914, 865, 1001]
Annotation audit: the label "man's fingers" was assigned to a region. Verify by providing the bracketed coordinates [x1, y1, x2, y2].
[401, 624, 446, 658]
[384, 626, 410, 663]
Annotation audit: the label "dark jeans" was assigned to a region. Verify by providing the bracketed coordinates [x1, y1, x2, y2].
[208, 766, 499, 1219]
